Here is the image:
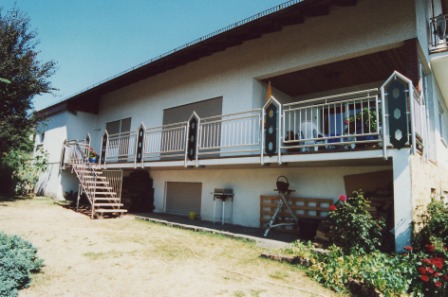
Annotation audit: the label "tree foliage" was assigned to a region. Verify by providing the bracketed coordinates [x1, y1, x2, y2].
[0, 6, 56, 153]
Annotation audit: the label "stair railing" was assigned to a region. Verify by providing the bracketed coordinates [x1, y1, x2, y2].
[66, 140, 99, 218]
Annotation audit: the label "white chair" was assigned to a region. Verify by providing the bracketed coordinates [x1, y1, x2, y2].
[299, 122, 326, 152]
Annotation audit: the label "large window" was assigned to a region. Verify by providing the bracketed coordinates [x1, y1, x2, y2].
[162, 97, 223, 157]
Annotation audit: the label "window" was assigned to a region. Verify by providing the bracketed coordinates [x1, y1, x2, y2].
[162, 97, 223, 157]
[106, 117, 131, 135]
[106, 117, 132, 161]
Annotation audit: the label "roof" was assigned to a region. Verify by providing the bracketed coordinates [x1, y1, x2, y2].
[39, 0, 357, 117]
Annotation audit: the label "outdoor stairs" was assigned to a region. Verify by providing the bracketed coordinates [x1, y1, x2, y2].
[73, 163, 127, 218]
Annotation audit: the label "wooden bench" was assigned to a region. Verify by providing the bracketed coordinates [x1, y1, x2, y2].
[260, 195, 333, 234]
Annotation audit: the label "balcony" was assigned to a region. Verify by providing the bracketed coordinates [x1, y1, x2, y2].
[429, 14, 448, 107]
[66, 72, 427, 169]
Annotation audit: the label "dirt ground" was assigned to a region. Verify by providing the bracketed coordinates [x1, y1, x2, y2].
[0, 197, 342, 297]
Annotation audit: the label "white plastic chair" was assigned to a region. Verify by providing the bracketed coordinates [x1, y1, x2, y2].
[299, 121, 326, 152]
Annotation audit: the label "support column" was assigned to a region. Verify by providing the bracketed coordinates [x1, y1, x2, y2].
[392, 149, 413, 252]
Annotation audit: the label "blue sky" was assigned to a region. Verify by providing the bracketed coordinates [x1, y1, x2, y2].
[1, 0, 288, 110]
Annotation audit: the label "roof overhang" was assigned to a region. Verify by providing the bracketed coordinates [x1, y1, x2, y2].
[37, 0, 358, 117]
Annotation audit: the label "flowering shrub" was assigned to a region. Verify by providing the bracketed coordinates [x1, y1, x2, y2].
[328, 191, 385, 253]
[402, 243, 448, 296]
[284, 242, 414, 295]
[89, 147, 97, 159]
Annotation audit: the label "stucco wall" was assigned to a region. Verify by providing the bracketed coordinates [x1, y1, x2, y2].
[411, 154, 448, 232]
[149, 165, 391, 227]
[36, 111, 97, 199]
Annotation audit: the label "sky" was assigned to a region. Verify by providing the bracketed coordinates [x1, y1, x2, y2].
[1, 0, 288, 110]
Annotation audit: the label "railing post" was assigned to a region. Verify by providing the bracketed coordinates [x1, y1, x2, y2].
[380, 85, 388, 160]
[186, 112, 200, 167]
[381, 71, 411, 150]
[184, 121, 190, 167]
[136, 123, 145, 167]
[262, 96, 281, 164]
[408, 81, 417, 155]
[100, 130, 108, 168]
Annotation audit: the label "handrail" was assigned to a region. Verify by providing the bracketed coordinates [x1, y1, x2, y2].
[281, 89, 380, 153]
[429, 14, 448, 51]
[197, 109, 262, 160]
[93, 74, 426, 166]
[141, 121, 188, 162]
[66, 140, 98, 218]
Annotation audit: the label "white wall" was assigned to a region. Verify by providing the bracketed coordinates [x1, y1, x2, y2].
[95, 0, 416, 140]
[36, 111, 98, 199]
[149, 165, 391, 227]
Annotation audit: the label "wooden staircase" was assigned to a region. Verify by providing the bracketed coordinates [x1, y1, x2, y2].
[67, 141, 127, 218]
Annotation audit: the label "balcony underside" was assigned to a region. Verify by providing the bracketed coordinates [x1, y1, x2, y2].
[96, 147, 394, 171]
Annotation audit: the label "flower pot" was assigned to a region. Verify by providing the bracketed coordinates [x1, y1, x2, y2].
[188, 211, 197, 220]
[88, 157, 97, 163]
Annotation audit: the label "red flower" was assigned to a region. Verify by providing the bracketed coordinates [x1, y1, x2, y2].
[431, 258, 445, 269]
[427, 267, 435, 274]
[404, 246, 413, 252]
[435, 281, 442, 288]
[422, 259, 432, 265]
[426, 244, 435, 252]
[434, 272, 439, 277]
[443, 275, 448, 281]
[339, 194, 347, 202]
[418, 267, 427, 275]
[421, 275, 429, 282]
[329, 204, 337, 211]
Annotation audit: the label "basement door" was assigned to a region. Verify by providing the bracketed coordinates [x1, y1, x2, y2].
[165, 182, 202, 216]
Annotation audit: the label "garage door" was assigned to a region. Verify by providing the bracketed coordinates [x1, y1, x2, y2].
[165, 182, 202, 216]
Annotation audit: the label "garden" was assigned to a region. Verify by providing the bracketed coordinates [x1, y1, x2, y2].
[279, 191, 448, 296]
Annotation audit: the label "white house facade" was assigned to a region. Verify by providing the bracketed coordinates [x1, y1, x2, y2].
[35, 0, 448, 251]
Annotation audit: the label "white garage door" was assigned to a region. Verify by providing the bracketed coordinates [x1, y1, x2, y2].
[165, 182, 202, 216]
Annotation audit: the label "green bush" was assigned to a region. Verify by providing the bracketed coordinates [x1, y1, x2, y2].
[284, 241, 414, 296]
[415, 199, 448, 249]
[0, 232, 43, 297]
[328, 191, 385, 254]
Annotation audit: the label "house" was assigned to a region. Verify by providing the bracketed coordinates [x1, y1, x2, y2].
[35, 0, 448, 252]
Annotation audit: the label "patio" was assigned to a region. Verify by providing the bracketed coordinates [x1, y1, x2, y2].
[132, 212, 299, 248]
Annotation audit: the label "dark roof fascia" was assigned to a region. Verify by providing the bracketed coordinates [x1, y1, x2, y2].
[38, 0, 357, 116]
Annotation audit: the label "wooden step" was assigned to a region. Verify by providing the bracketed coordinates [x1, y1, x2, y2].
[84, 180, 109, 184]
[91, 192, 117, 196]
[94, 203, 124, 207]
[86, 186, 113, 190]
[95, 209, 127, 213]
[94, 197, 121, 202]
[77, 170, 103, 175]
[83, 175, 106, 179]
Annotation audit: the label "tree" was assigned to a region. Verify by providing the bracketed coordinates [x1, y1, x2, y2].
[0, 6, 55, 194]
[0, 6, 56, 154]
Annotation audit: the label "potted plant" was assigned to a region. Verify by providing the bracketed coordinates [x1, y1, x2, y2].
[345, 108, 378, 140]
[88, 147, 98, 163]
